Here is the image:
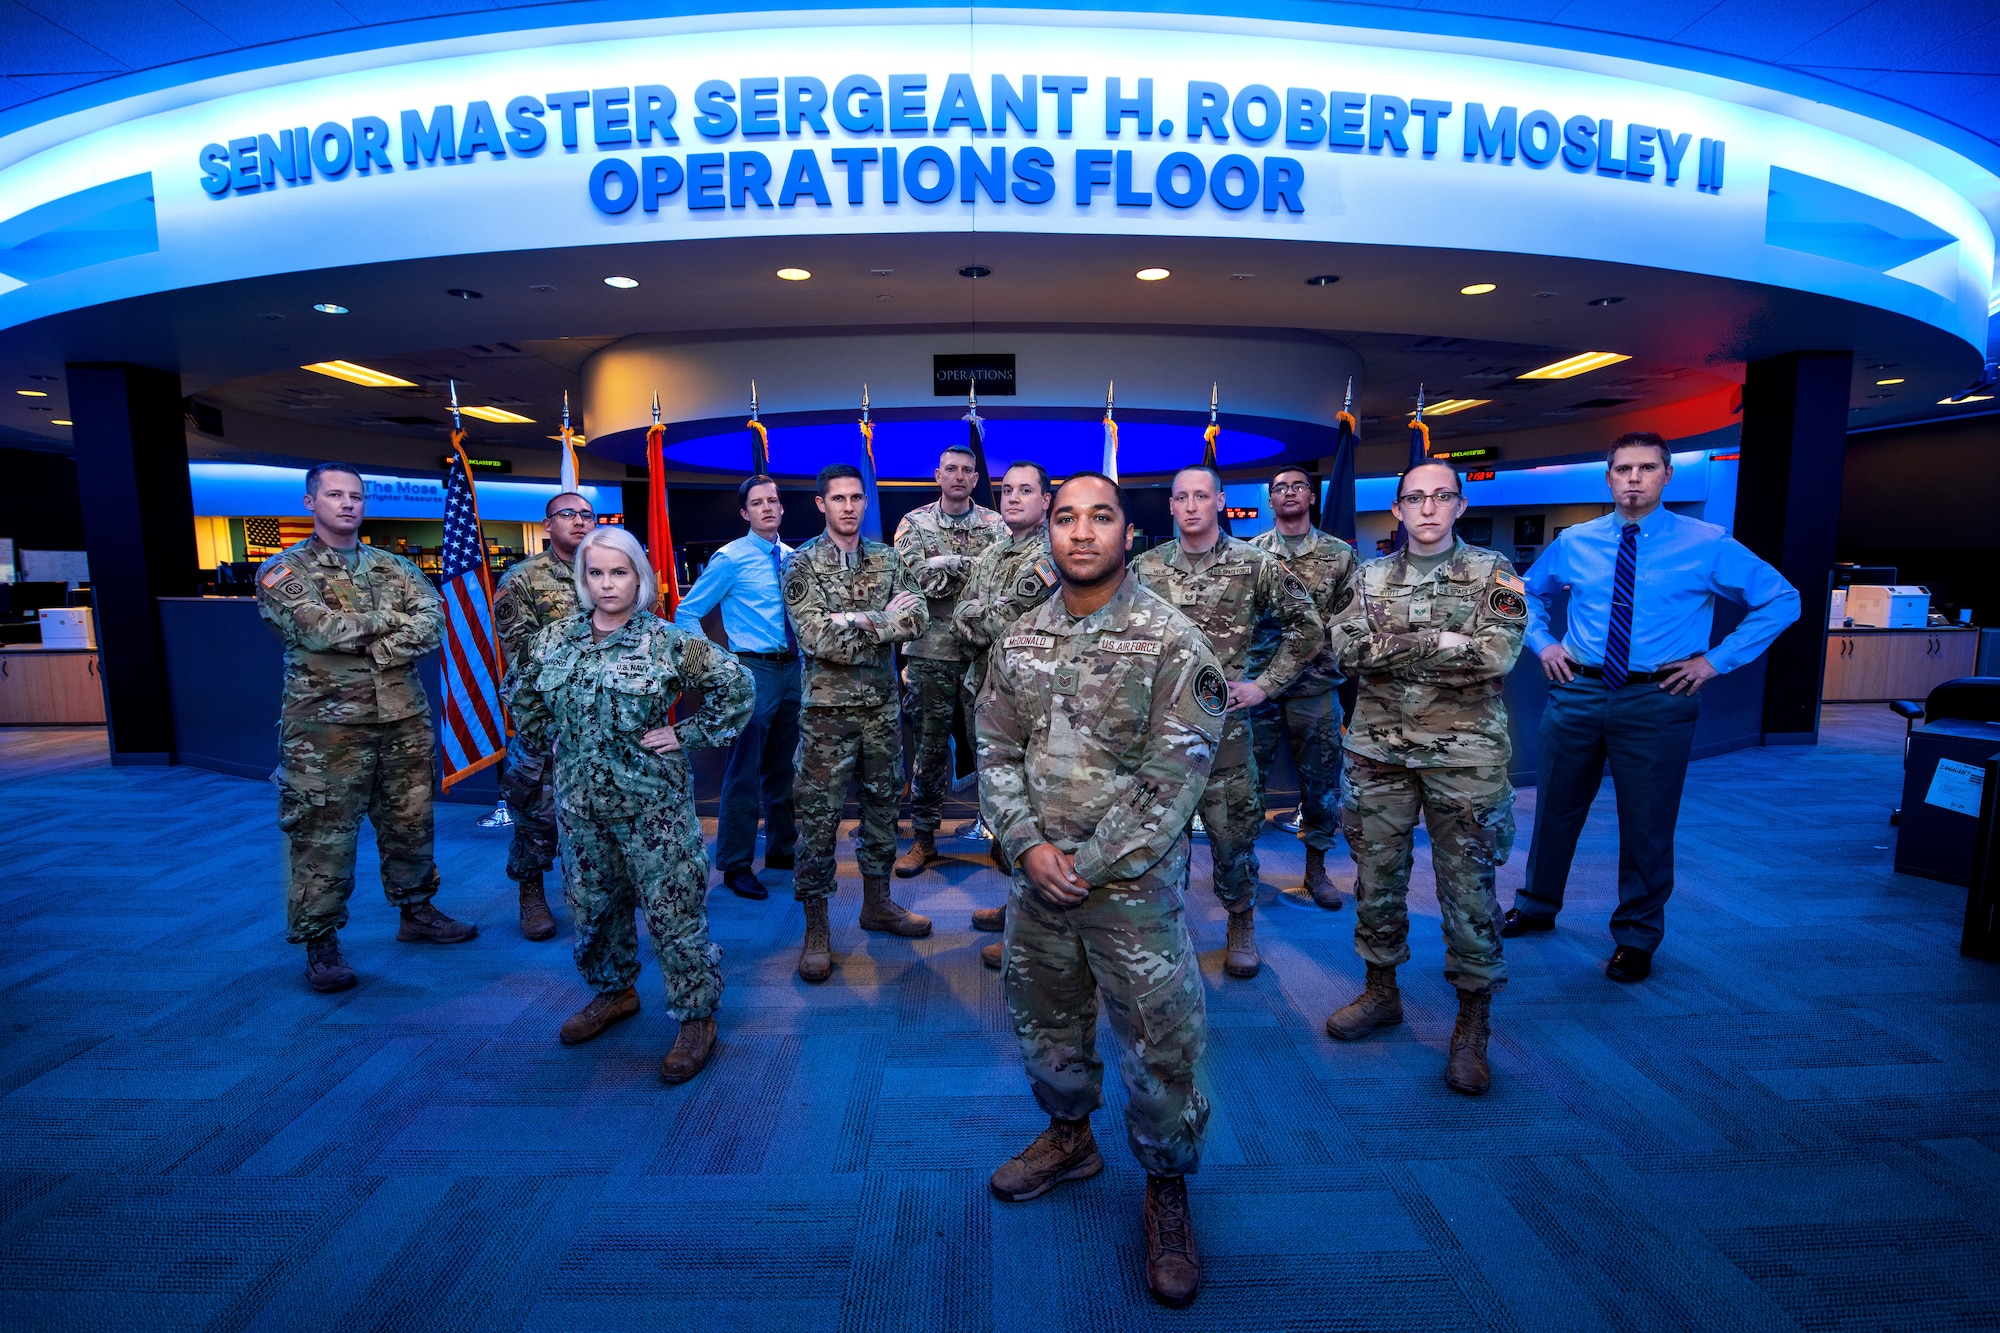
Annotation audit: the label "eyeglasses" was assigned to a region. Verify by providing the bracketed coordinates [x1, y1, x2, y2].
[1270, 482, 1313, 496]
[550, 508, 596, 523]
[1396, 490, 1462, 509]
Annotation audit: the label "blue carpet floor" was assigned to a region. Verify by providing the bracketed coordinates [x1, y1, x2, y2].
[0, 707, 1995, 1331]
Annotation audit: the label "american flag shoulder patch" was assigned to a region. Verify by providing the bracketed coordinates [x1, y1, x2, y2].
[1004, 632, 1054, 650]
[1493, 570, 1526, 594]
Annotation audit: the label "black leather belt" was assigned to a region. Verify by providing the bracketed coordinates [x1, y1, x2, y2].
[1570, 663, 1670, 685]
[736, 649, 797, 662]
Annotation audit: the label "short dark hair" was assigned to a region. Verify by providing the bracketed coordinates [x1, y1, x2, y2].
[1607, 431, 1672, 468]
[815, 462, 864, 496]
[1051, 470, 1127, 520]
[1395, 458, 1463, 497]
[737, 474, 779, 508]
[1000, 459, 1051, 492]
[305, 461, 365, 496]
[1269, 465, 1312, 490]
[1171, 463, 1225, 493]
[939, 445, 978, 467]
[544, 491, 590, 518]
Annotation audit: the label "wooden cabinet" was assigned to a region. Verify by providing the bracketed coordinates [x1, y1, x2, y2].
[0, 650, 107, 724]
[1823, 629, 1979, 702]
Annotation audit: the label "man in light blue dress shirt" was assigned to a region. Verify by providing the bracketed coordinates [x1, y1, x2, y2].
[1506, 432, 1799, 982]
[673, 475, 801, 900]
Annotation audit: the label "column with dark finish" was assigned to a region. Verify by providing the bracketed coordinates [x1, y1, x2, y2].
[1733, 350, 1852, 744]
[66, 362, 198, 764]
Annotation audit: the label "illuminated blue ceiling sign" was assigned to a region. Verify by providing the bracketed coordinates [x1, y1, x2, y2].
[193, 76, 1730, 217]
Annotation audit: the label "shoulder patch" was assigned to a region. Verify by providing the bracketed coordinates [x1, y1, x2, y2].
[1193, 663, 1228, 717]
[1486, 585, 1528, 621]
[259, 562, 292, 589]
[1101, 638, 1162, 656]
[1283, 571, 1311, 602]
[495, 595, 522, 625]
[1034, 557, 1058, 588]
[1493, 570, 1525, 594]
[1015, 572, 1046, 600]
[261, 562, 311, 605]
[1004, 631, 1054, 650]
[783, 565, 813, 607]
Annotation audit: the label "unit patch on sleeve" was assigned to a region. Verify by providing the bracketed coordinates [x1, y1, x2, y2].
[1194, 663, 1229, 716]
[1487, 586, 1528, 621]
[1283, 571, 1311, 602]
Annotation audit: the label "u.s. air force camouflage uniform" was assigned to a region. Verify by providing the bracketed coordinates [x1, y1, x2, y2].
[492, 550, 577, 884]
[895, 499, 1008, 836]
[1245, 528, 1358, 853]
[783, 536, 928, 897]
[257, 539, 445, 943]
[503, 611, 752, 1020]
[1130, 534, 1323, 908]
[976, 573, 1224, 1175]
[952, 526, 1060, 700]
[1334, 539, 1527, 993]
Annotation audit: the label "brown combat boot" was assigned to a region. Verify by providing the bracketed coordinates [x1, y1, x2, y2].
[304, 932, 356, 993]
[397, 902, 478, 943]
[971, 904, 1006, 932]
[559, 986, 639, 1045]
[893, 832, 940, 878]
[1223, 904, 1260, 978]
[989, 1117, 1104, 1201]
[517, 874, 557, 941]
[1144, 1174, 1202, 1307]
[859, 876, 932, 937]
[1445, 990, 1493, 1096]
[1303, 848, 1343, 911]
[1326, 964, 1403, 1041]
[981, 940, 1004, 970]
[798, 898, 832, 983]
[661, 1017, 717, 1084]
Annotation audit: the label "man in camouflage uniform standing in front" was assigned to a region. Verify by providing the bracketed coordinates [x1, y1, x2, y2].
[979, 472, 1223, 1309]
[784, 463, 934, 983]
[258, 462, 477, 995]
[1132, 464, 1322, 979]
[1246, 466, 1358, 910]
[951, 460, 1059, 966]
[892, 444, 1008, 877]
[1324, 459, 1526, 1097]
[492, 492, 595, 941]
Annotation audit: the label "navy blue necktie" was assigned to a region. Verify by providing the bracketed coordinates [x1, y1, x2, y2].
[771, 544, 797, 654]
[1602, 523, 1639, 689]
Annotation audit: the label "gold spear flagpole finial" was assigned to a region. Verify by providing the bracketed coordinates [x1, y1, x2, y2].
[651, 390, 660, 425]
[968, 381, 978, 415]
[1344, 376, 1354, 414]
[1106, 380, 1115, 413]
[861, 382, 870, 422]
[562, 390, 571, 429]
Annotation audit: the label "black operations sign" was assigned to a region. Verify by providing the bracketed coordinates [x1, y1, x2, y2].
[933, 353, 1016, 396]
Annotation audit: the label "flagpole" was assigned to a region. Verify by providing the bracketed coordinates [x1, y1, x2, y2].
[747, 380, 770, 475]
[858, 383, 883, 543]
[1101, 380, 1118, 482]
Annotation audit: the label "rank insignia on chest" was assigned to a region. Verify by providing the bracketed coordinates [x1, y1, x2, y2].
[1409, 597, 1433, 623]
[1052, 665, 1081, 695]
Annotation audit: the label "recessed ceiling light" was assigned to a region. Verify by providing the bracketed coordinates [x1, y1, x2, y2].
[446, 288, 482, 300]
[1136, 267, 1171, 281]
[27, 374, 55, 381]
[15, 389, 47, 397]
[776, 268, 812, 281]
[876, 294, 893, 302]
[1413, 398, 1492, 417]
[1304, 274, 1340, 287]
[1588, 296, 1625, 306]
[459, 405, 535, 424]
[1939, 394, 1994, 405]
[528, 284, 556, 292]
[1229, 273, 1254, 281]
[1459, 283, 1497, 295]
[958, 265, 992, 279]
[1520, 352, 1633, 380]
[603, 276, 639, 289]
[1875, 378, 1905, 385]
[1867, 363, 1896, 370]
[312, 303, 348, 314]
[1534, 291, 1559, 299]
[50, 419, 72, 426]
[301, 360, 418, 388]
[870, 268, 894, 276]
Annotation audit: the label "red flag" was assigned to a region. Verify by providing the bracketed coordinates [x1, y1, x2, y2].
[646, 420, 679, 616]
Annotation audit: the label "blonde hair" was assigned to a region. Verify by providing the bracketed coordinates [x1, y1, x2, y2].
[573, 526, 658, 614]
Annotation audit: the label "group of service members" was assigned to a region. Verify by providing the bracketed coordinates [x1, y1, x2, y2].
[256, 429, 1798, 1310]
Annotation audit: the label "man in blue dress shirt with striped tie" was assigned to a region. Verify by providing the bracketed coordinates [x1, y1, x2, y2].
[1504, 432, 1799, 982]
[674, 474, 801, 900]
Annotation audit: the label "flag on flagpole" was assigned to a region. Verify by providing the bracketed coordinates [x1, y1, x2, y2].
[645, 395, 680, 616]
[1326, 376, 1360, 542]
[1392, 386, 1432, 553]
[858, 385, 884, 544]
[963, 386, 995, 510]
[747, 380, 770, 475]
[1102, 381, 1119, 481]
[559, 391, 580, 494]
[438, 432, 509, 787]
[1203, 382, 1229, 535]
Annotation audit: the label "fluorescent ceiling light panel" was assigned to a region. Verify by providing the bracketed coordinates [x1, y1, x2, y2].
[1413, 398, 1491, 416]
[459, 405, 535, 424]
[1519, 352, 1632, 380]
[302, 360, 416, 387]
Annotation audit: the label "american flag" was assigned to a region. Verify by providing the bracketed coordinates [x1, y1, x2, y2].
[244, 516, 315, 555]
[438, 440, 508, 786]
